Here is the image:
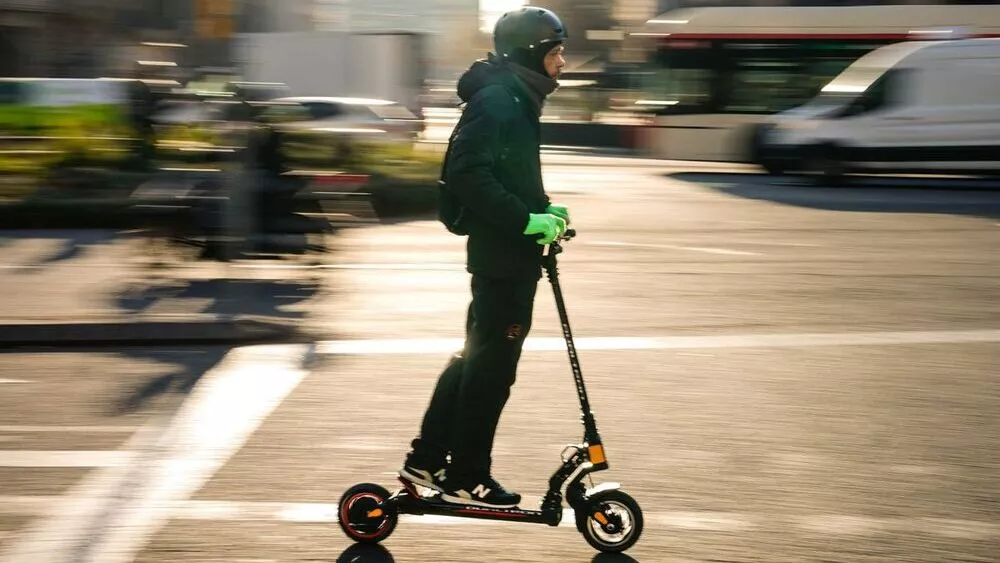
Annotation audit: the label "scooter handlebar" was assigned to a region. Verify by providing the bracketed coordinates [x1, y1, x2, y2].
[542, 228, 576, 257]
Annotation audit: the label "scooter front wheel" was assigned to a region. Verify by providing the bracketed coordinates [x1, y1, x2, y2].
[577, 489, 643, 553]
[338, 483, 398, 544]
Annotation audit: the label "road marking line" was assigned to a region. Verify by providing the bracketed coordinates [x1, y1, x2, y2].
[916, 518, 1000, 540]
[677, 246, 761, 256]
[752, 241, 823, 248]
[233, 263, 466, 271]
[654, 511, 755, 531]
[0, 379, 30, 384]
[0, 451, 130, 468]
[791, 515, 1000, 539]
[797, 515, 887, 535]
[144, 500, 592, 529]
[81, 343, 313, 563]
[0, 419, 165, 563]
[591, 240, 762, 256]
[322, 441, 398, 452]
[0, 425, 139, 433]
[0, 344, 313, 563]
[316, 329, 1000, 356]
[3, 496, 999, 538]
[163, 503, 1000, 537]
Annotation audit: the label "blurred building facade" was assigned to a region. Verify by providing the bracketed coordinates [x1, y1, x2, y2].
[527, 0, 651, 69]
[0, 0, 134, 77]
[0, 0, 235, 78]
[1, 0, 989, 80]
[241, 0, 314, 32]
[307, 0, 481, 78]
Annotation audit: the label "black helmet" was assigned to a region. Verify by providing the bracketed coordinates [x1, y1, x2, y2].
[493, 7, 567, 59]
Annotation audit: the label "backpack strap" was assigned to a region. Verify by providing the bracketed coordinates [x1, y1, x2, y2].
[437, 105, 471, 235]
[439, 83, 523, 186]
[438, 110, 463, 187]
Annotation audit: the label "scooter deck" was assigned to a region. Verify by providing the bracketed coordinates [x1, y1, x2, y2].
[394, 478, 559, 525]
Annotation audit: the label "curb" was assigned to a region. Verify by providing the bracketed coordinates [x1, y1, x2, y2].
[540, 152, 759, 171]
[0, 318, 299, 348]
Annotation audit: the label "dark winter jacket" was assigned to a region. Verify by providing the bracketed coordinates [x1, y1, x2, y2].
[445, 55, 557, 280]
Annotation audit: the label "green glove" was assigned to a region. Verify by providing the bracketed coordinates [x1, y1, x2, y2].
[546, 203, 571, 225]
[523, 213, 567, 245]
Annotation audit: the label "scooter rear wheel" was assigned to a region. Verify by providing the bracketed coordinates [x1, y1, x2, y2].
[577, 489, 643, 553]
[337, 483, 398, 544]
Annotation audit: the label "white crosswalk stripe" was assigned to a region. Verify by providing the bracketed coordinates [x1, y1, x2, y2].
[0, 344, 314, 563]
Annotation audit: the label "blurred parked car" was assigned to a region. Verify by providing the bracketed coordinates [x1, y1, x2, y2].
[273, 96, 423, 142]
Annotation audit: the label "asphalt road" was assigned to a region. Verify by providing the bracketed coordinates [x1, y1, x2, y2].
[2, 162, 999, 563]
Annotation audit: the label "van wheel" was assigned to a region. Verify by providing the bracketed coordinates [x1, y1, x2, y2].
[803, 144, 847, 186]
[761, 159, 786, 176]
[746, 124, 785, 176]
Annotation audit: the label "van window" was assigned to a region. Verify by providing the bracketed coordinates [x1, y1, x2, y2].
[839, 68, 910, 117]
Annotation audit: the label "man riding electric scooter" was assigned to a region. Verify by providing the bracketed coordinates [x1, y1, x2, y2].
[398, 7, 571, 508]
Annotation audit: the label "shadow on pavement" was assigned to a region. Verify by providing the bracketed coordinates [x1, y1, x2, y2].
[670, 172, 1000, 220]
[593, 553, 640, 563]
[112, 347, 230, 414]
[35, 230, 120, 264]
[0, 229, 120, 269]
[0, 225, 336, 341]
[116, 278, 321, 320]
[332, 542, 641, 563]
[335, 543, 395, 563]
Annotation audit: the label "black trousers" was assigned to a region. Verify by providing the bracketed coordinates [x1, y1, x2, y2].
[415, 274, 538, 482]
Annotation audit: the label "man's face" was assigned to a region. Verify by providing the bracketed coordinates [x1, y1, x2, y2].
[544, 45, 566, 79]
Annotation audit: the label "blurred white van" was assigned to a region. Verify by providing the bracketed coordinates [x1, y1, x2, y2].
[756, 38, 1000, 182]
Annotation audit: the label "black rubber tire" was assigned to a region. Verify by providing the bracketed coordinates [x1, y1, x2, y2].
[803, 144, 848, 186]
[578, 489, 644, 553]
[747, 123, 785, 175]
[337, 483, 398, 544]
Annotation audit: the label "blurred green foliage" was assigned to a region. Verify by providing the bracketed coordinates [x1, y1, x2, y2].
[0, 89, 141, 199]
[0, 79, 445, 220]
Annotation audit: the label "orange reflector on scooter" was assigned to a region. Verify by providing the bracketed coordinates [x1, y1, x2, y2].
[594, 512, 609, 525]
[367, 508, 383, 518]
[588, 444, 606, 464]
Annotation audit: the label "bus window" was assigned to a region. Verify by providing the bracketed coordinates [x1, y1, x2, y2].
[723, 59, 808, 114]
[0, 80, 24, 104]
[635, 46, 715, 113]
[656, 68, 711, 105]
[637, 66, 712, 112]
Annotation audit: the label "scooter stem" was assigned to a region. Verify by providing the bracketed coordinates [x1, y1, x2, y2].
[543, 244, 604, 450]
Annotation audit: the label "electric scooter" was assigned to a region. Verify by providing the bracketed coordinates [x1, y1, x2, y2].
[337, 229, 644, 553]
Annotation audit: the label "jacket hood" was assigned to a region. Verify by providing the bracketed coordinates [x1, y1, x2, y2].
[456, 53, 509, 103]
[456, 53, 558, 117]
